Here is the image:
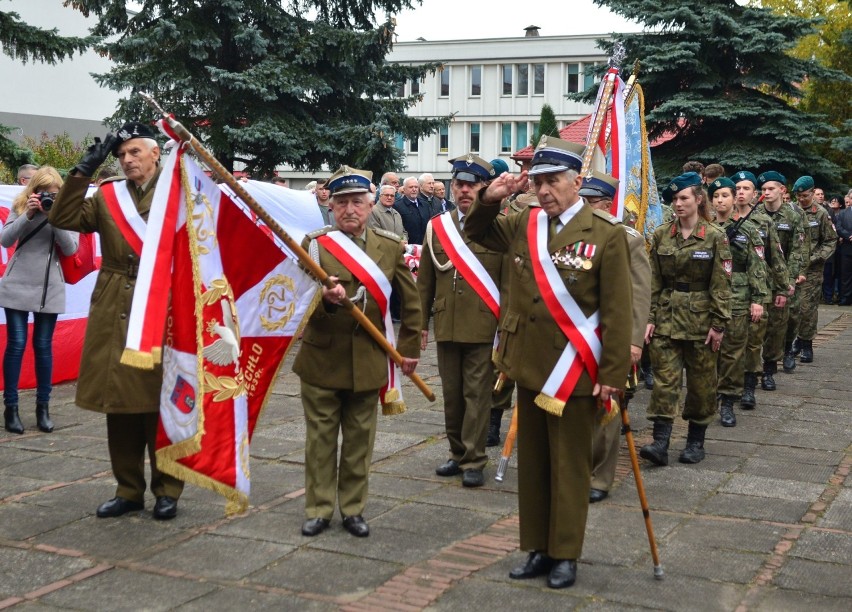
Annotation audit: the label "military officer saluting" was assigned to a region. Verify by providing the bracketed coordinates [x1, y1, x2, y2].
[710, 177, 769, 426]
[293, 166, 421, 538]
[465, 136, 633, 589]
[419, 154, 503, 487]
[790, 175, 836, 364]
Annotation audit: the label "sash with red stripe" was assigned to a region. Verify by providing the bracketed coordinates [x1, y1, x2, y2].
[100, 181, 145, 255]
[315, 231, 406, 415]
[429, 213, 499, 319]
[526, 207, 602, 416]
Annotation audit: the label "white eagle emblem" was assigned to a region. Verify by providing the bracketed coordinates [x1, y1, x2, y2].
[203, 298, 241, 369]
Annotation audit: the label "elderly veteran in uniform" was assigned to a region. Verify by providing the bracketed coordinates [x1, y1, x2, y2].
[465, 136, 632, 589]
[641, 172, 732, 467]
[582, 172, 651, 503]
[790, 175, 836, 364]
[48, 122, 184, 520]
[710, 177, 769, 427]
[755, 171, 806, 391]
[419, 154, 502, 488]
[293, 166, 421, 538]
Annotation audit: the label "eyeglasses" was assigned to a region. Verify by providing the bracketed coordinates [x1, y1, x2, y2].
[380, 193, 395, 197]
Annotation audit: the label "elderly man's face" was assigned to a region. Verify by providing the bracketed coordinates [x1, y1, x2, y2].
[434, 182, 446, 199]
[332, 193, 373, 235]
[403, 179, 419, 200]
[379, 188, 396, 207]
[419, 174, 434, 196]
[116, 139, 160, 186]
[532, 171, 583, 218]
[17, 170, 36, 186]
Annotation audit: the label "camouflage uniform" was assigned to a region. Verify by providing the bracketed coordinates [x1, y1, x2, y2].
[647, 219, 732, 426]
[795, 204, 836, 342]
[716, 218, 769, 399]
[784, 206, 812, 355]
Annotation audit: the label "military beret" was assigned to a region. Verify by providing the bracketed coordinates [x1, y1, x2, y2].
[792, 175, 815, 193]
[579, 170, 618, 199]
[708, 177, 736, 199]
[731, 171, 758, 188]
[327, 165, 373, 195]
[661, 172, 703, 203]
[757, 171, 786, 188]
[449, 153, 495, 183]
[529, 135, 584, 176]
[489, 158, 510, 177]
[112, 121, 158, 154]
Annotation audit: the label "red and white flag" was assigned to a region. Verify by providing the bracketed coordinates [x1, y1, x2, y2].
[129, 147, 322, 514]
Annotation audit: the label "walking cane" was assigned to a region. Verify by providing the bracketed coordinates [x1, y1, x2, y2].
[620, 393, 664, 579]
[494, 405, 518, 482]
[138, 92, 435, 402]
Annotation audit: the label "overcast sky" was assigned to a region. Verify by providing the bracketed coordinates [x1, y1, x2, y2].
[390, 0, 641, 41]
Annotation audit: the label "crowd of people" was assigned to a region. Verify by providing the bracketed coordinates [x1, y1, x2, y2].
[2, 124, 849, 592]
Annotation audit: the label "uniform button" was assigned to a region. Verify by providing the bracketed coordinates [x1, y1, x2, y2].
[533, 296, 540, 303]
[457, 290, 463, 295]
[127, 254, 134, 261]
[120, 313, 127, 319]
[529, 314, 536, 322]
[124, 283, 131, 290]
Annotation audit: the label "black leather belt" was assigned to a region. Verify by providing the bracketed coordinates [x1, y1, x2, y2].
[665, 281, 709, 292]
[101, 262, 139, 279]
[732, 262, 747, 273]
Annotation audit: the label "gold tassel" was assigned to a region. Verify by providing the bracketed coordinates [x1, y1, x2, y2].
[599, 396, 620, 426]
[534, 393, 565, 416]
[151, 346, 163, 365]
[120, 348, 155, 370]
[382, 400, 407, 416]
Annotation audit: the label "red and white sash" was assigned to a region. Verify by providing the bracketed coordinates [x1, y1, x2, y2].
[527, 207, 602, 415]
[430, 213, 499, 319]
[315, 230, 406, 414]
[120, 148, 184, 369]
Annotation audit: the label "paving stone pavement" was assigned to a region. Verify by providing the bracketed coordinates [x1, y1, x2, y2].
[1, 307, 850, 611]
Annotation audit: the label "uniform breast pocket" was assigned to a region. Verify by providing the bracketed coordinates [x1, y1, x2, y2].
[655, 246, 676, 276]
[512, 252, 531, 282]
[431, 296, 446, 315]
[302, 327, 332, 348]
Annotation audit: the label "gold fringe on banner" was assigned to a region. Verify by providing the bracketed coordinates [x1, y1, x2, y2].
[120, 348, 155, 370]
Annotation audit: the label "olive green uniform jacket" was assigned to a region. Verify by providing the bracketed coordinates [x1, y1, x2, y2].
[756, 202, 806, 285]
[718, 218, 770, 314]
[48, 172, 163, 414]
[744, 208, 788, 301]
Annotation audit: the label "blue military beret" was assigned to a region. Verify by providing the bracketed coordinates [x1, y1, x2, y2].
[579, 170, 618, 199]
[708, 177, 736, 199]
[449, 153, 495, 183]
[731, 171, 758, 188]
[489, 158, 510, 177]
[792, 175, 815, 193]
[327, 165, 373, 195]
[757, 171, 786, 188]
[529, 135, 584, 176]
[661, 172, 703, 203]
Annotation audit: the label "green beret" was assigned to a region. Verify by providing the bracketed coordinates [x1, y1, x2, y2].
[757, 171, 786, 188]
[662, 172, 703, 203]
[792, 175, 815, 193]
[708, 177, 736, 199]
[731, 171, 757, 187]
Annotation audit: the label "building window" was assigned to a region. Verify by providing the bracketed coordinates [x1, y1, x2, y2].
[502, 65, 512, 95]
[516, 122, 528, 148]
[470, 65, 481, 96]
[439, 126, 449, 153]
[533, 63, 545, 95]
[583, 62, 599, 91]
[440, 68, 450, 97]
[411, 78, 420, 96]
[395, 81, 405, 97]
[532, 122, 540, 143]
[501, 123, 512, 153]
[567, 63, 580, 93]
[393, 133, 404, 150]
[517, 64, 529, 96]
[410, 138, 419, 153]
[470, 123, 480, 153]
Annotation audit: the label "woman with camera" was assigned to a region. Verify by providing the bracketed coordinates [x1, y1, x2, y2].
[0, 166, 78, 434]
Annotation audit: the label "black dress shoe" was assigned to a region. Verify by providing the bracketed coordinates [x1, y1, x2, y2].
[342, 515, 370, 537]
[153, 496, 178, 520]
[589, 488, 609, 503]
[301, 517, 330, 536]
[509, 551, 554, 579]
[462, 469, 484, 488]
[547, 559, 577, 589]
[435, 459, 461, 476]
[96, 497, 144, 518]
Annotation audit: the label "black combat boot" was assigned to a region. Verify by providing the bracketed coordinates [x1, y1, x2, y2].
[761, 361, 777, 391]
[741, 373, 757, 410]
[679, 422, 707, 463]
[719, 395, 736, 427]
[644, 366, 654, 390]
[791, 337, 801, 356]
[486, 409, 502, 447]
[639, 420, 672, 466]
[800, 339, 814, 363]
[36, 402, 54, 433]
[782, 341, 796, 373]
[4, 404, 24, 434]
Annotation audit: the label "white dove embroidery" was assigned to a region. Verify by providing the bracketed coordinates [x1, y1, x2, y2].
[203, 298, 241, 369]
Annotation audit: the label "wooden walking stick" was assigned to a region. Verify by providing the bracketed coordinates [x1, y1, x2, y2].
[494, 404, 518, 482]
[620, 393, 664, 579]
[138, 92, 435, 402]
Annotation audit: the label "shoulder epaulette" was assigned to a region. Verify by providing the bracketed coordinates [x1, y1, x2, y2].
[592, 208, 619, 225]
[306, 226, 333, 240]
[99, 176, 124, 185]
[372, 227, 403, 242]
[624, 226, 642, 239]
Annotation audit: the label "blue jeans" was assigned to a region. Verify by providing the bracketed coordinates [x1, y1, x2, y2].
[3, 308, 58, 405]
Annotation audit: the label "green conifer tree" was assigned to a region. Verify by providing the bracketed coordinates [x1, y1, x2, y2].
[532, 103, 560, 146]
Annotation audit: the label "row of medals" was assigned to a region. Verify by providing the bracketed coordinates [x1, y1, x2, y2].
[552, 245, 593, 270]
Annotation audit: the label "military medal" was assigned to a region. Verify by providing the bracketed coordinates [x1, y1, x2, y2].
[582, 259, 593, 270]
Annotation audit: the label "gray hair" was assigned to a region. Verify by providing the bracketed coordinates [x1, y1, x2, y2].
[17, 164, 38, 178]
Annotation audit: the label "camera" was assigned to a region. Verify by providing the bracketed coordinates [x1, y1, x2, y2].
[38, 192, 54, 212]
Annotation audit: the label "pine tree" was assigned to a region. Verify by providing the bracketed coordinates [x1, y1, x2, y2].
[583, 0, 849, 189]
[62, 0, 447, 178]
[532, 104, 560, 146]
[0, 5, 94, 171]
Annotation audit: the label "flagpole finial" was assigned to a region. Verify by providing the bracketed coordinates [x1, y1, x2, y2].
[139, 91, 168, 118]
[609, 42, 626, 71]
